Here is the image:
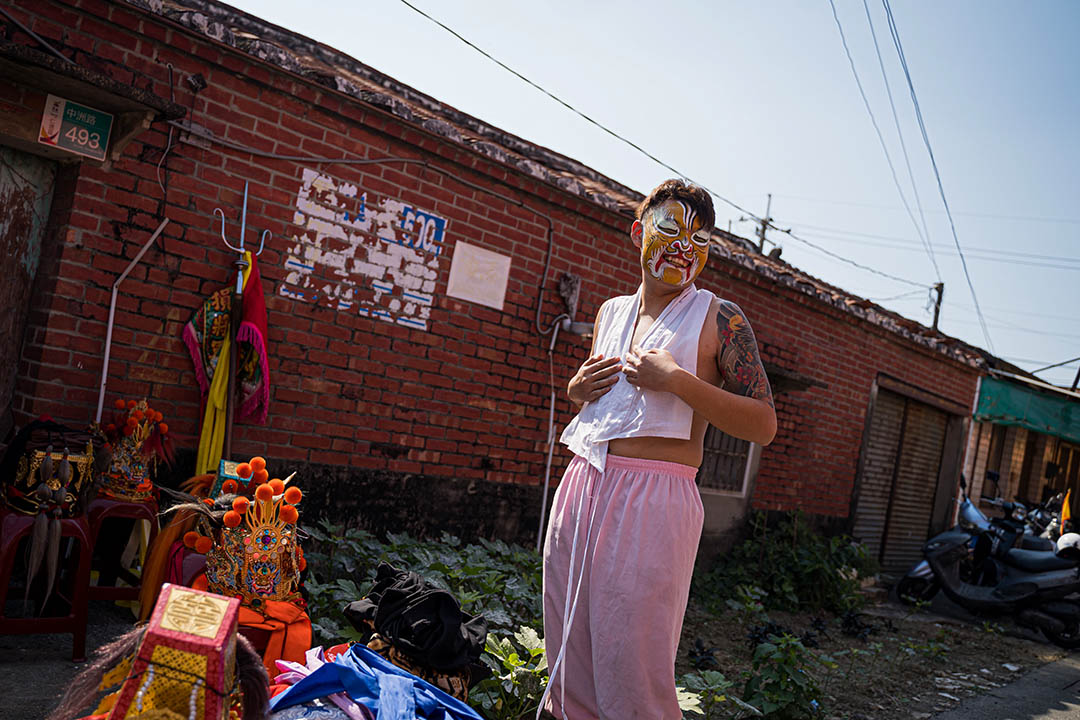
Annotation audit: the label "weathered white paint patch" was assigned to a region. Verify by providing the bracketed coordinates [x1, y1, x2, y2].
[278, 168, 448, 330]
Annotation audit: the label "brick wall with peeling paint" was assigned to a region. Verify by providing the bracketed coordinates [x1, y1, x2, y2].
[5, 0, 981, 540]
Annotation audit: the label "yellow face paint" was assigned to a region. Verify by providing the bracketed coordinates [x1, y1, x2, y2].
[640, 199, 710, 286]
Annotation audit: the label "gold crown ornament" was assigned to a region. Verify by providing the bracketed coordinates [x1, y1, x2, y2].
[96, 398, 174, 502]
[183, 457, 306, 611]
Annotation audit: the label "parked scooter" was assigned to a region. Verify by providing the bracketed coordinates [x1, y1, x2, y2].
[920, 477, 1080, 649]
[896, 473, 1057, 604]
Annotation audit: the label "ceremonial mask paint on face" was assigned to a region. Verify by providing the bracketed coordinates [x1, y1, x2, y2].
[641, 199, 710, 286]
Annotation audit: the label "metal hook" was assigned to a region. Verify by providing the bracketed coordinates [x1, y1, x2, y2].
[214, 207, 243, 252]
[255, 229, 270, 257]
[213, 181, 270, 256]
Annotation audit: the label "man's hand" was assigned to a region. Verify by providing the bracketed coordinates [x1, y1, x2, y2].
[623, 347, 683, 393]
[568, 355, 622, 407]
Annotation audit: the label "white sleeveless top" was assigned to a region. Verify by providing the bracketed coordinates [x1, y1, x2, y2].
[560, 284, 715, 471]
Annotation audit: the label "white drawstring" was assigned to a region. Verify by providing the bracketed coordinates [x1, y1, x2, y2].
[538, 468, 602, 719]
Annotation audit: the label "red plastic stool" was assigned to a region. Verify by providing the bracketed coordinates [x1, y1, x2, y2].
[87, 495, 160, 602]
[0, 507, 92, 661]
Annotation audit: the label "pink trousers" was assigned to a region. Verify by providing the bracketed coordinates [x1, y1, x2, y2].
[542, 454, 704, 720]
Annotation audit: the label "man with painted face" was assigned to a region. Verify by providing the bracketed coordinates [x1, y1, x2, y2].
[542, 179, 776, 719]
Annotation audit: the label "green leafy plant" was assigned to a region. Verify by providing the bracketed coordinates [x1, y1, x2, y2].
[302, 521, 543, 645]
[300, 522, 547, 719]
[742, 634, 823, 719]
[679, 670, 763, 719]
[471, 626, 548, 720]
[726, 584, 770, 626]
[694, 512, 877, 616]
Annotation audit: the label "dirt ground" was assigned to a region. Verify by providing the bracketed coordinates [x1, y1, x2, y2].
[676, 595, 1066, 720]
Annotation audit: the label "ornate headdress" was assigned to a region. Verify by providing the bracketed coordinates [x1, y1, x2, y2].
[96, 397, 174, 502]
[181, 456, 306, 611]
[1, 419, 97, 517]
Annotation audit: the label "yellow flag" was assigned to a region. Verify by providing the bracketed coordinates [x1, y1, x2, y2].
[1063, 489, 1072, 530]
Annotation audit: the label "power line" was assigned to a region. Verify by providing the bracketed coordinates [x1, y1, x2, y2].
[772, 193, 1080, 225]
[396, 0, 760, 220]
[939, 317, 1080, 342]
[945, 301, 1079, 324]
[869, 289, 926, 302]
[1031, 356, 1080, 374]
[780, 219, 1080, 264]
[877, 295, 1080, 338]
[779, 229, 930, 287]
[861, 0, 939, 278]
[827, 0, 941, 281]
[881, 0, 994, 351]
[400, 0, 930, 290]
[792, 228, 1080, 269]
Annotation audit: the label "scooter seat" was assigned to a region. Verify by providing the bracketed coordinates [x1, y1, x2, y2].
[1017, 535, 1056, 552]
[1004, 548, 1078, 573]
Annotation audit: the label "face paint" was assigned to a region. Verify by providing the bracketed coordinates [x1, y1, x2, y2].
[640, 199, 710, 286]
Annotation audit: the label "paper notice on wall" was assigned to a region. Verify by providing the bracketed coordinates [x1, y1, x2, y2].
[279, 168, 446, 330]
[445, 241, 511, 311]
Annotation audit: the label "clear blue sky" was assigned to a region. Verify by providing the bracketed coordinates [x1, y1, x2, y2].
[230, 0, 1080, 386]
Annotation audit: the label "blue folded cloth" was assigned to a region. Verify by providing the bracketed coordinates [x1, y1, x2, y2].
[269, 644, 483, 720]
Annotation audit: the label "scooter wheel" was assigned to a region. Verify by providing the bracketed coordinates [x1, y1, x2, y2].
[896, 575, 940, 606]
[1043, 622, 1080, 650]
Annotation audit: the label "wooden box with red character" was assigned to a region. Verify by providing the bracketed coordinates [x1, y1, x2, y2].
[109, 583, 240, 719]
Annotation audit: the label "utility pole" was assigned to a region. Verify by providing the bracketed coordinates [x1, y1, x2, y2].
[757, 194, 773, 252]
[931, 282, 944, 331]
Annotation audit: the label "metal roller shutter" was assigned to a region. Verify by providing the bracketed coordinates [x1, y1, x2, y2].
[881, 401, 948, 573]
[852, 389, 906, 562]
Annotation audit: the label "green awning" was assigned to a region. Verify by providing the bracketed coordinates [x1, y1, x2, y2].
[974, 374, 1080, 444]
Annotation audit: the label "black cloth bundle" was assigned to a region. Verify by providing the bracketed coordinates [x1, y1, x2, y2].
[344, 562, 488, 672]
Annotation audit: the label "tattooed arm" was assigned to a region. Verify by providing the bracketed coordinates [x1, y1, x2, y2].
[622, 298, 777, 444]
[715, 300, 774, 409]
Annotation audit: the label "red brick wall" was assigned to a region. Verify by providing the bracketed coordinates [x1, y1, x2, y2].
[6, 0, 981, 531]
[693, 260, 980, 517]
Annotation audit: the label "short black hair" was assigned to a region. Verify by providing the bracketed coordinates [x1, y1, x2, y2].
[636, 179, 715, 235]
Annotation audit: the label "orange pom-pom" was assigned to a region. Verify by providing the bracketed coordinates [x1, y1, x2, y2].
[127, 400, 137, 409]
[280, 505, 298, 524]
[250, 456, 266, 472]
[115, 399, 126, 409]
[122, 425, 135, 436]
[195, 536, 213, 554]
[284, 487, 302, 505]
[232, 497, 249, 514]
[155, 411, 164, 422]
[252, 469, 269, 485]
[132, 410, 144, 422]
[255, 484, 273, 502]
[235, 463, 253, 479]
[298, 556, 307, 571]
[183, 531, 199, 548]
[158, 423, 169, 434]
[105, 423, 116, 432]
[126, 416, 138, 427]
[223, 510, 241, 528]
[269, 479, 285, 494]
[221, 479, 238, 494]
